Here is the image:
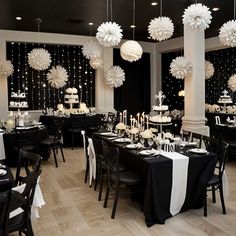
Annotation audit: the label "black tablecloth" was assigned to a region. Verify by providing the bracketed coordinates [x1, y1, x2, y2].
[3, 127, 48, 166]
[40, 114, 101, 147]
[96, 133, 216, 226]
[0, 162, 14, 192]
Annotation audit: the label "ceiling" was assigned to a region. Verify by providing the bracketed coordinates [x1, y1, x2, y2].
[0, 0, 234, 42]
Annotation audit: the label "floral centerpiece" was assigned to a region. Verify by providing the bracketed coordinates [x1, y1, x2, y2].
[116, 122, 126, 130]
[140, 129, 154, 139]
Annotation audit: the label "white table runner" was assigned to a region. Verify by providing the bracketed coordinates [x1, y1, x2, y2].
[0, 133, 6, 160]
[161, 151, 189, 216]
[87, 138, 96, 186]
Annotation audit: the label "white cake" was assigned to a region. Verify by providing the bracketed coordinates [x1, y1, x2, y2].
[64, 88, 79, 104]
[149, 115, 171, 123]
[152, 105, 168, 111]
[218, 90, 233, 104]
[78, 102, 89, 113]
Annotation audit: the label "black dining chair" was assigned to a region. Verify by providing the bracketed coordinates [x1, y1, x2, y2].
[181, 129, 191, 142]
[66, 114, 87, 149]
[191, 132, 203, 148]
[0, 190, 11, 236]
[8, 169, 42, 236]
[14, 127, 39, 155]
[103, 143, 141, 219]
[202, 136, 229, 216]
[15, 150, 42, 186]
[39, 118, 65, 167]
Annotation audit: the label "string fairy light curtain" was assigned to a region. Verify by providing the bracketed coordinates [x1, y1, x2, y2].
[7, 42, 95, 110]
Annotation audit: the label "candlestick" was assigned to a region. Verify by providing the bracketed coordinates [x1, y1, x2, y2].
[120, 112, 122, 123]
[137, 113, 140, 125]
[125, 110, 127, 125]
[146, 115, 149, 129]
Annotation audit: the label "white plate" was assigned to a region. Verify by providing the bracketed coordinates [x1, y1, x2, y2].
[99, 132, 118, 137]
[0, 164, 6, 169]
[126, 144, 138, 149]
[139, 150, 156, 156]
[186, 142, 197, 146]
[113, 138, 131, 143]
[0, 169, 7, 176]
[189, 148, 208, 154]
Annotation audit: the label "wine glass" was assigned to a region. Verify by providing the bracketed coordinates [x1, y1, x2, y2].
[148, 138, 154, 149]
[140, 137, 145, 148]
[179, 141, 185, 153]
[107, 122, 113, 132]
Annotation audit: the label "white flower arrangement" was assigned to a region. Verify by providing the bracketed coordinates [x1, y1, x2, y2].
[82, 40, 103, 60]
[104, 66, 125, 88]
[28, 48, 52, 71]
[0, 59, 14, 79]
[163, 132, 174, 140]
[150, 127, 158, 133]
[46, 65, 68, 89]
[148, 17, 174, 41]
[182, 3, 212, 31]
[130, 127, 139, 135]
[170, 56, 192, 79]
[89, 57, 103, 69]
[96, 21, 123, 47]
[205, 60, 214, 79]
[116, 122, 126, 130]
[140, 129, 153, 139]
[228, 74, 236, 92]
[219, 20, 236, 47]
[120, 40, 143, 62]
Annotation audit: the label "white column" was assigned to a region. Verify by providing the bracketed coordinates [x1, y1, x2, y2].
[95, 47, 115, 114]
[182, 26, 209, 135]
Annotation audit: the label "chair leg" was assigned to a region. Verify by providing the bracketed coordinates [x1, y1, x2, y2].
[60, 146, 65, 162]
[94, 166, 100, 191]
[53, 148, 58, 168]
[212, 186, 216, 203]
[103, 185, 110, 208]
[84, 160, 89, 183]
[111, 184, 120, 219]
[204, 189, 207, 217]
[219, 183, 227, 214]
[98, 172, 104, 201]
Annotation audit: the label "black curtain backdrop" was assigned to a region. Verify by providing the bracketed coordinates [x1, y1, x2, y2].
[113, 48, 151, 115]
[162, 47, 236, 110]
[7, 42, 95, 110]
[162, 51, 184, 111]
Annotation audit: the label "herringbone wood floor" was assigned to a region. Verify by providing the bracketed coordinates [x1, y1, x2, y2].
[10, 148, 236, 236]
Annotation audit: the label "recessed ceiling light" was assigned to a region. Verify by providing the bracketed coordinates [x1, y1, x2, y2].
[151, 2, 158, 6]
[212, 7, 220, 12]
[88, 22, 94, 26]
[16, 16, 22, 21]
[130, 25, 136, 28]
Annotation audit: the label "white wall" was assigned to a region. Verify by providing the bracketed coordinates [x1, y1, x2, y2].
[0, 30, 157, 120]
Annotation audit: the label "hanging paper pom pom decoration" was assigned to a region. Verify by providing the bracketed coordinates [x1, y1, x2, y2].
[228, 74, 236, 92]
[96, 21, 123, 47]
[104, 66, 125, 88]
[148, 17, 174, 41]
[89, 57, 103, 69]
[0, 59, 14, 79]
[170, 56, 192, 79]
[182, 3, 212, 31]
[120, 40, 143, 62]
[205, 60, 214, 79]
[47, 65, 68, 89]
[28, 48, 52, 71]
[219, 20, 236, 47]
[82, 40, 103, 59]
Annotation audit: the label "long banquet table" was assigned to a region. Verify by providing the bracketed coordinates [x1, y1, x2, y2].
[95, 133, 217, 227]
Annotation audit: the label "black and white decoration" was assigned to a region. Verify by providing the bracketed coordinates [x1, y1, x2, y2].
[7, 42, 95, 110]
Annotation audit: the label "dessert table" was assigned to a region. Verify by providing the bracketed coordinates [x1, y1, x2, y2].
[95, 133, 217, 227]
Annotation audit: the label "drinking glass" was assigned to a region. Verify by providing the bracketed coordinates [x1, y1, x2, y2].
[107, 122, 113, 132]
[140, 137, 145, 147]
[148, 138, 154, 149]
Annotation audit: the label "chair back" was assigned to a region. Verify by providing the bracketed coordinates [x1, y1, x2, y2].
[81, 130, 89, 166]
[203, 136, 229, 178]
[53, 118, 64, 144]
[191, 132, 202, 148]
[70, 114, 87, 130]
[181, 129, 191, 142]
[107, 112, 116, 123]
[15, 150, 42, 186]
[215, 116, 221, 124]
[15, 126, 38, 151]
[103, 142, 120, 185]
[0, 191, 11, 236]
[92, 136, 104, 159]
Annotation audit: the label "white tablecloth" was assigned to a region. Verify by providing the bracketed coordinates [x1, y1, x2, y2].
[0, 132, 6, 160]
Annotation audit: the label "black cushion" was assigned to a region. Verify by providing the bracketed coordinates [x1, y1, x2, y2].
[111, 171, 141, 185]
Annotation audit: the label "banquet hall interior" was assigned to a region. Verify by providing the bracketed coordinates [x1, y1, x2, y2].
[0, 0, 236, 235]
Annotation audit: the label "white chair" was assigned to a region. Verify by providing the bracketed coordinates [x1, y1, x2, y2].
[87, 138, 96, 187]
[81, 130, 89, 183]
